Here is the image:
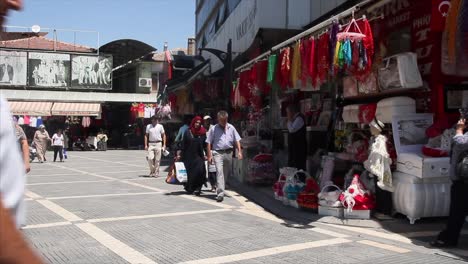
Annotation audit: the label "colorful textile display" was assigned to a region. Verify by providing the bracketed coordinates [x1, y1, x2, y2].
[307, 37, 317, 86]
[339, 174, 376, 212]
[290, 41, 302, 88]
[315, 32, 330, 86]
[267, 54, 278, 83]
[276, 47, 292, 89]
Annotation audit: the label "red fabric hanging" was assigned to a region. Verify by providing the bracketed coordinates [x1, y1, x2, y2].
[354, 19, 374, 80]
[255, 60, 270, 94]
[276, 47, 291, 89]
[300, 38, 310, 88]
[316, 32, 330, 85]
[239, 69, 252, 101]
[308, 37, 317, 86]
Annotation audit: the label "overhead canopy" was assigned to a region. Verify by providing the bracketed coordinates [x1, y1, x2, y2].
[7, 101, 53, 116]
[1, 90, 158, 103]
[99, 39, 156, 68]
[51, 103, 101, 116]
[166, 60, 211, 92]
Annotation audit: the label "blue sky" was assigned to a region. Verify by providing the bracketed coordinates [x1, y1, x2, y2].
[6, 0, 195, 51]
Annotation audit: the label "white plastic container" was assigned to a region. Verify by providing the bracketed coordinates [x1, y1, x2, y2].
[318, 206, 344, 218]
[392, 171, 450, 224]
[396, 152, 450, 179]
[344, 209, 371, 219]
[376, 97, 415, 123]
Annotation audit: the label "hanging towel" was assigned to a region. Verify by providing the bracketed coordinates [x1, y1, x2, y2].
[267, 54, 278, 83]
[255, 60, 270, 94]
[334, 40, 341, 68]
[290, 41, 302, 88]
[343, 39, 353, 67]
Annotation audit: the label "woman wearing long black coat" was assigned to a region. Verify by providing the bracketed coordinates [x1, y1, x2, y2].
[181, 116, 207, 195]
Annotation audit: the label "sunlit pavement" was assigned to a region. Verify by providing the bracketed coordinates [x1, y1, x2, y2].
[22, 150, 468, 264]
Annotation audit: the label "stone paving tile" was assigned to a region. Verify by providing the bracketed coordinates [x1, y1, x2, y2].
[27, 174, 106, 184]
[53, 193, 219, 219]
[96, 210, 332, 264]
[25, 200, 66, 225]
[360, 252, 467, 264]
[98, 172, 152, 180]
[23, 225, 129, 264]
[27, 180, 151, 198]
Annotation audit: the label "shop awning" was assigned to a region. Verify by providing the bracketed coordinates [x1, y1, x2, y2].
[7, 101, 53, 116]
[51, 102, 101, 116]
[166, 60, 211, 92]
[0, 89, 158, 103]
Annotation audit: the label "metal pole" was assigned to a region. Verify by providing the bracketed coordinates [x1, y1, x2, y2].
[226, 38, 232, 111]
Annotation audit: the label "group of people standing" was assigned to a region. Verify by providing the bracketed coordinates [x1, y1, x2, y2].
[145, 111, 242, 202]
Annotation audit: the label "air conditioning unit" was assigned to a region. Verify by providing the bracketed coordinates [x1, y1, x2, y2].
[139, 78, 152, 87]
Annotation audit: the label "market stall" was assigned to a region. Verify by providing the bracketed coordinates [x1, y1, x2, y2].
[233, 0, 468, 222]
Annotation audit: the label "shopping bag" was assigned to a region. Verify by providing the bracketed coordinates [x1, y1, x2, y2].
[174, 162, 188, 183]
[166, 163, 181, 185]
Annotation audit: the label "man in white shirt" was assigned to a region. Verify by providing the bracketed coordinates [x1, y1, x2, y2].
[145, 115, 166, 177]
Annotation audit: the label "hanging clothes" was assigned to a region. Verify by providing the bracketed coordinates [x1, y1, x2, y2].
[82, 117, 91, 128]
[307, 37, 317, 86]
[137, 103, 145, 118]
[300, 38, 310, 88]
[333, 40, 341, 68]
[354, 18, 374, 80]
[17, 116, 24, 125]
[329, 21, 340, 74]
[30, 117, 37, 128]
[343, 39, 353, 68]
[316, 32, 330, 86]
[290, 41, 302, 88]
[255, 60, 270, 95]
[267, 54, 278, 83]
[36, 117, 43, 127]
[276, 47, 292, 89]
[23, 115, 30, 126]
[239, 69, 252, 101]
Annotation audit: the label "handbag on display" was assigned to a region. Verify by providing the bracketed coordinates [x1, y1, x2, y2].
[378, 52, 423, 90]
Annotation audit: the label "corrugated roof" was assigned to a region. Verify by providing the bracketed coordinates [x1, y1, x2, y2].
[0, 36, 95, 53]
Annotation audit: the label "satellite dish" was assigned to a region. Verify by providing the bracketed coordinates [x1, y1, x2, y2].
[31, 25, 41, 33]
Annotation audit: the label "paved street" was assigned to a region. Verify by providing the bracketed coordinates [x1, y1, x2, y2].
[22, 150, 468, 264]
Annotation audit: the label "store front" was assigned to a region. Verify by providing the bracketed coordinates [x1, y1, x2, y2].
[231, 0, 467, 222]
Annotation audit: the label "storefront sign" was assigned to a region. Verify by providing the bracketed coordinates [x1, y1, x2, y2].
[71, 55, 112, 90]
[0, 50, 27, 86]
[28, 52, 71, 88]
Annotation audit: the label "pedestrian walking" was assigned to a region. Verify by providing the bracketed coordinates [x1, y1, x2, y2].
[179, 116, 207, 195]
[145, 115, 166, 177]
[206, 111, 242, 202]
[52, 129, 64, 162]
[431, 117, 468, 248]
[13, 118, 30, 173]
[33, 124, 50, 163]
[203, 115, 212, 131]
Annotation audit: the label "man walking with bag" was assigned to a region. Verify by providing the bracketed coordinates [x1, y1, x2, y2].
[206, 111, 242, 202]
[145, 115, 166, 177]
